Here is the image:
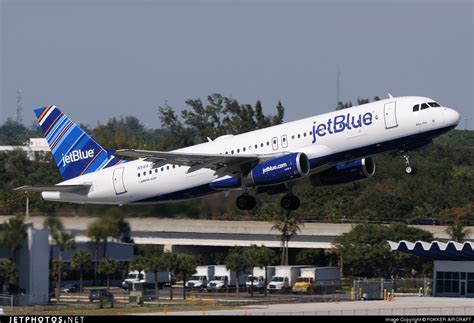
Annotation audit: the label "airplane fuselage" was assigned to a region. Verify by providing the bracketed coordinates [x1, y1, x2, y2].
[41, 96, 460, 205]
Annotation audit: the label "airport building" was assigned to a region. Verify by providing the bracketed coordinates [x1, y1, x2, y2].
[389, 240, 474, 298]
[0, 138, 50, 161]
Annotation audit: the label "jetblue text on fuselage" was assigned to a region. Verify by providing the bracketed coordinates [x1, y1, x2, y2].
[311, 112, 373, 144]
[61, 149, 95, 167]
[262, 162, 288, 174]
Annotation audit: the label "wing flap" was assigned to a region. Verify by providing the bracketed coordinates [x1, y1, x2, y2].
[14, 185, 91, 193]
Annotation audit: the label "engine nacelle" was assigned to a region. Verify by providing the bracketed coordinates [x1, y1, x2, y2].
[310, 157, 375, 186]
[248, 152, 310, 187]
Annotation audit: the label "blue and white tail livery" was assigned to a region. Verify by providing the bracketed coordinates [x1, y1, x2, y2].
[34, 105, 125, 181]
[18, 96, 460, 211]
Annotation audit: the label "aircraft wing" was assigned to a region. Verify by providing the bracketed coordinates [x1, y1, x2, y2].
[14, 185, 91, 193]
[115, 149, 285, 174]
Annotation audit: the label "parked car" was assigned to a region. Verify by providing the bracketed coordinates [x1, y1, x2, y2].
[61, 284, 79, 293]
[88, 289, 114, 303]
[410, 218, 440, 225]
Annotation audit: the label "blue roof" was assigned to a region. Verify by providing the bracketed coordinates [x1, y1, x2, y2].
[388, 240, 474, 261]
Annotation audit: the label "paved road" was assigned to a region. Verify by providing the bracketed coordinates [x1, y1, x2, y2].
[140, 296, 474, 316]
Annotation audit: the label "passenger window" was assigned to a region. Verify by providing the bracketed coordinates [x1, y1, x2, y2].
[255, 144, 258, 149]
[161, 167, 164, 171]
[173, 165, 175, 169]
[260, 143, 264, 147]
[266, 141, 270, 146]
[413, 104, 419, 112]
[237, 149, 240, 153]
[303, 133, 306, 137]
[231, 150, 234, 154]
[143, 172, 146, 176]
[297, 134, 301, 138]
[149, 170, 152, 174]
[166, 166, 169, 170]
[292, 135, 295, 139]
[421, 103, 429, 110]
[155, 169, 158, 173]
[243, 147, 246, 152]
[138, 173, 140, 177]
[225, 152, 228, 154]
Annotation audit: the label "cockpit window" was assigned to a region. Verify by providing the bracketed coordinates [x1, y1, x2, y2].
[421, 103, 429, 110]
[413, 104, 419, 112]
[428, 102, 440, 107]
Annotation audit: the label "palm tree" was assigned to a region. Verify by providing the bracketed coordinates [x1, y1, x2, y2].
[225, 247, 247, 296]
[144, 253, 166, 301]
[0, 259, 18, 293]
[171, 254, 197, 300]
[53, 231, 75, 303]
[161, 252, 177, 300]
[256, 246, 276, 296]
[446, 220, 468, 242]
[271, 211, 303, 265]
[0, 215, 27, 262]
[71, 250, 91, 294]
[86, 221, 107, 285]
[98, 258, 118, 292]
[243, 245, 261, 297]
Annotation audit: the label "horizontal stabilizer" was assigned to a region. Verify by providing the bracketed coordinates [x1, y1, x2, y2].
[14, 185, 91, 193]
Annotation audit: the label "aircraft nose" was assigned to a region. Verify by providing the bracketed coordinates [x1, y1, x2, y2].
[445, 108, 461, 126]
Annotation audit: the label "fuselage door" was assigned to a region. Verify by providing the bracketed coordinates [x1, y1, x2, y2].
[384, 102, 398, 129]
[281, 134, 288, 148]
[272, 137, 279, 151]
[113, 167, 127, 195]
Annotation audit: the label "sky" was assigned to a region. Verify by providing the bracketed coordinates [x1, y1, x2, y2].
[1, 0, 473, 130]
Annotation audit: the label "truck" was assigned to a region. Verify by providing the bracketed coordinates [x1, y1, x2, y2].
[292, 267, 341, 294]
[121, 270, 173, 290]
[246, 266, 275, 293]
[267, 266, 307, 293]
[207, 265, 249, 292]
[185, 265, 215, 291]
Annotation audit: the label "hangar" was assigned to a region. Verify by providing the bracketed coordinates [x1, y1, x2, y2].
[389, 240, 474, 298]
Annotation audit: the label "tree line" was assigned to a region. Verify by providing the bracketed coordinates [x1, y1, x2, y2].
[0, 94, 472, 226]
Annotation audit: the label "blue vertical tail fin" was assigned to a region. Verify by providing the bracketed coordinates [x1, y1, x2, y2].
[34, 105, 125, 181]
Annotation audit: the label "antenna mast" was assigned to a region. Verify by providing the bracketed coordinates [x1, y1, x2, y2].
[16, 89, 23, 125]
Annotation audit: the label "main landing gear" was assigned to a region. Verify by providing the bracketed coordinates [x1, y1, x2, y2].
[236, 178, 301, 211]
[236, 194, 257, 211]
[280, 194, 300, 211]
[401, 151, 417, 175]
[235, 193, 301, 211]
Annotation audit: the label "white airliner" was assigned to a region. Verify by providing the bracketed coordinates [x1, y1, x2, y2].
[16, 96, 460, 210]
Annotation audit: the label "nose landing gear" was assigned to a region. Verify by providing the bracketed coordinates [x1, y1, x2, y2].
[401, 151, 417, 175]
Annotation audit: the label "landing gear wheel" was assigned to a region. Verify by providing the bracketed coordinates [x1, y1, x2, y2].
[236, 194, 257, 210]
[405, 166, 417, 175]
[281, 195, 300, 211]
[401, 151, 416, 176]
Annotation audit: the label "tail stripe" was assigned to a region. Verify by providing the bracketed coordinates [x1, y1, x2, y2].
[39, 105, 55, 126]
[37, 105, 52, 123]
[45, 112, 63, 136]
[46, 114, 69, 142]
[51, 121, 74, 151]
[80, 147, 104, 175]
